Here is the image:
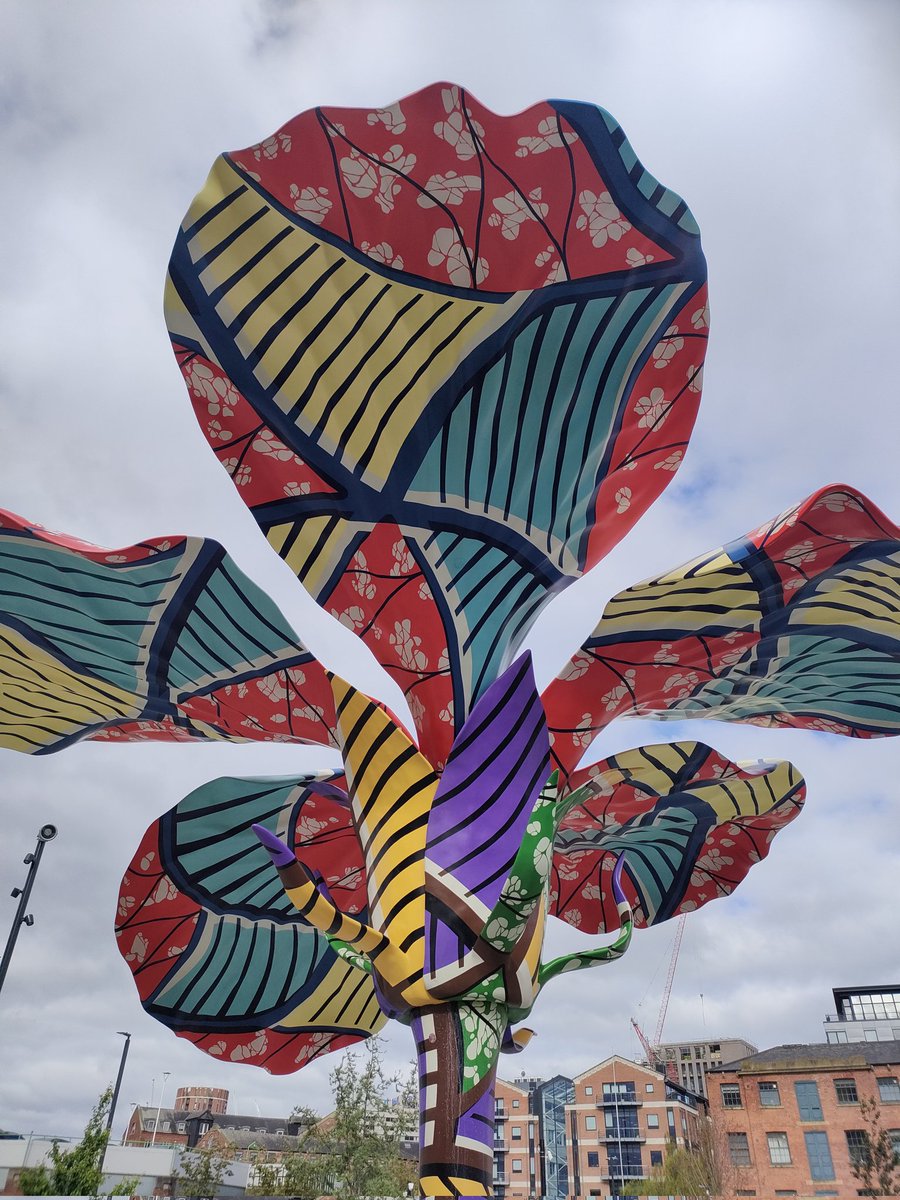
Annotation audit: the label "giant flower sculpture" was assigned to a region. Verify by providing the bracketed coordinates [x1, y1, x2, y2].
[2, 85, 900, 1198]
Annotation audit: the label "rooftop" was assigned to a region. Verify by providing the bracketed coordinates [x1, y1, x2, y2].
[711, 1040, 900, 1073]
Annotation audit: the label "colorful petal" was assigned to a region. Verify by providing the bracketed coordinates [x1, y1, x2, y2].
[0, 510, 338, 753]
[544, 485, 900, 779]
[116, 772, 380, 1075]
[166, 83, 707, 767]
[549, 741, 804, 933]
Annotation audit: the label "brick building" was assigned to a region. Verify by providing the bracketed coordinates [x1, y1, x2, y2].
[708, 1040, 900, 1198]
[656, 1036, 757, 1098]
[566, 1055, 706, 1198]
[494, 1078, 540, 1199]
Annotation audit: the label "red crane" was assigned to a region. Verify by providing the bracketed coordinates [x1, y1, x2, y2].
[631, 913, 686, 1081]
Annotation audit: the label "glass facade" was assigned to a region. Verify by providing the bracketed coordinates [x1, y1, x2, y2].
[535, 1074, 573, 1200]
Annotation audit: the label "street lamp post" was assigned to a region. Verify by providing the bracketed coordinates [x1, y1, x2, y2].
[0, 825, 58, 1002]
[150, 1071, 171, 1146]
[107, 1032, 132, 1136]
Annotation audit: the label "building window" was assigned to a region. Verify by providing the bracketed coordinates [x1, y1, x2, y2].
[767, 1132, 791, 1165]
[511, 1159, 522, 1173]
[495, 1099, 505, 1114]
[511, 1125, 522, 1139]
[728, 1132, 751, 1165]
[826, 1029, 849, 1043]
[587, 1151, 599, 1167]
[650, 1150, 663, 1166]
[646, 1113, 659, 1128]
[602, 1082, 637, 1101]
[721, 1083, 742, 1108]
[878, 1076, 900, 1102]
[834, 1078, 859, 1104]
[812, 1191, 838, 1196]
[176, 1122, 185, 1132]
[608, 1143, 643, 1178]
[795, 1081, 823, 1121]
[585, 1086, 593, 1095]
[865, 1029, 878, 1041]
[890, 1130, 900, 1156]
[735, 1191, 757, 1196]
[759, 1081, 781, 1107]
[845, 1129, 870, 1165]
[512, 1099, 520, 1109]
[666, 1108, 676, 1139]
[774, 1191, 797, 1196]
[645, 1083, 654, 1093]
[585, 1116, 597, 1131]
[804, 1131, 835, 1181]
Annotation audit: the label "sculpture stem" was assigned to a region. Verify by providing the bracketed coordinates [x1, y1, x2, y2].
[411, 1001, 506, 1199]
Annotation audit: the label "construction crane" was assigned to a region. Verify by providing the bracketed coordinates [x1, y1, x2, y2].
[631, 913, 686, 1080]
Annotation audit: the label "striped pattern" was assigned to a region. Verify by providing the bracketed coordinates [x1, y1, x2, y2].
[168, 155, 509, 489]
[544, 486, 900, 779]
[330, 675, 438, 1004]
[166, 96, 708, 768]
[116, 772, 383, 1072]
[423, 654, 550, 981]
[550, 742, 805, 933]
[0, 513, 338, 753]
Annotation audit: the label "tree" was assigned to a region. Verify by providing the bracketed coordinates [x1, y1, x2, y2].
[173, 1144, 233, 1200]
[20, 1087, 113, 1196]
[849, 1096, 900, 1197]
[247, 1041, 416, 1199]
[621, 1119, 732, 1197]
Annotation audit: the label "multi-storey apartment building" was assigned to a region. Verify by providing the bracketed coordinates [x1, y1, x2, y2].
[493, 1078, 540, 1200]
[566, 1055, 706, 1198]
[708, 1040, 900, 1199]
[823, 984, 900, 1044]
[656, 1037, 757, 1098]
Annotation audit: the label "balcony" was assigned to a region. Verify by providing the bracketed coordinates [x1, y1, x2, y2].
[597, 1097, 641, 1108]
[598, 1133, 645, 1144]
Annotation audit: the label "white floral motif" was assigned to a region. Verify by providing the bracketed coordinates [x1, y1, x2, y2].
[559, 651, 593, 681]
[691, 302, 710, 330]
[532, 836, 553, 878]
[283, 480, 311, 497]
[417, 172, 481, 208]
[367, 103, 406, 134]
[687, 364, 704, 394]
[351, 551, 376, 600]
[654, 450, 684, 472]
[207, 419, 231, 442]
[535, 245, 566, 285]
[654, 643, 679, 665]
[230, 1031, 268, 1061]
[186, 360, 238, 416]
[253, 131, 292, 161]
[652, 325, 685, 368]
[634, 387, 669, 429]
[602, 670, 636, 712]
[427, 227, 488, 286]
[288, 184, 332, 224]
[391, 540, 416, 575]
[626, 246, 655, 267]
[433, 87, 485, 161]
[576, 190, 631, 247]
[339, 145, 416, 214]
[487, 188, 548, 240]
[332, 605, 366, 632]
[359, 241, 404, 270]
[252, 429, 297, 462]
[390, 619, 427, 671]
[614, 487, 632, 514]
[125, 933, 148, 964]
[515, 116, 578, 156]
[662, 671, 700, 698]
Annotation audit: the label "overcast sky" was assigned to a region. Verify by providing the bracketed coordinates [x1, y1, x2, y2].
[1, 0, 898, 1141]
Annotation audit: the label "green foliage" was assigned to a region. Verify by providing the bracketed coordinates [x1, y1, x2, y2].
[848, 1095, 900, 1197]
[247, 1041, 416, 1198]
[173, 1144, 233, 1199]
[20, 1087, 113, 1196]
[620, 1119, 728, 1197]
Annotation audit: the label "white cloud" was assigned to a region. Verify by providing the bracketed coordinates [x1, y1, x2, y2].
[1, 0, 898, 1139]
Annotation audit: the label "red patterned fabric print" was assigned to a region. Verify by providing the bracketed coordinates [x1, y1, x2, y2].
[179, 665, 339, 747]
[321, 524, 455, 766]
[543, 484, 900, 781]
[585, 284, 708, 568]
[174, 345, 337, 507]
[181, 1028, 364, 1076]
[549, 748, 805, 933]
[231, 83, 674, 291]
